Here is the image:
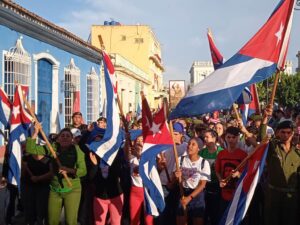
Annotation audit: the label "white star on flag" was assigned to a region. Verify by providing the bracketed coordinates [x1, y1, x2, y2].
[275, 22, 284, 46]
[12, 105, 20, 119]
[150, 122, 162, 137]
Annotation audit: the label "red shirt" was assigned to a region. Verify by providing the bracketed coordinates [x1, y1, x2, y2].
[215, 148, 247, 201]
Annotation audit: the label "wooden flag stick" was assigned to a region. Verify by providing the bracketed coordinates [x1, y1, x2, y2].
[169, 120, 187, 219]
[161, 97, 171, 183]
[223, 138, 269, 183]
[269, 70, 280, 107]
[22, 92, 72, 187]
[224, 70, 280, 184]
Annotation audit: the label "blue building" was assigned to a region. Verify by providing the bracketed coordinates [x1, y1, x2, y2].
[0, 0, 103, 139]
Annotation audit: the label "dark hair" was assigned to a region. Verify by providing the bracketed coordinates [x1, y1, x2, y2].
[225, 126, 240, 136]
[194, 124, 208, 134]
[97, 117, 107, 123]
[205, 129, 218, 138]
[72, 112, 82, 118]
[58, 128, 73, 137]
[276, 120, 294, 131]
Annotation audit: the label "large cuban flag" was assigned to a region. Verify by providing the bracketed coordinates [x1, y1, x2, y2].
[88, 51, 123, 166]
[0, 87, 12, 128]
[170, 0, 296, 119]
[7, 85, 33, 187]
[219, 143, 269, 225]
[139, 96, 173, 216]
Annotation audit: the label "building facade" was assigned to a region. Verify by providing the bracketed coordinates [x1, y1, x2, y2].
[91, 23, 166, 110]
[0, 0, 102, 139]
[190, 61, 214, 86]
[284, 60, 293, 75]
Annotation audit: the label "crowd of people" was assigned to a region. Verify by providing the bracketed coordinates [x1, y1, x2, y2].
[0, 106, 299, 225]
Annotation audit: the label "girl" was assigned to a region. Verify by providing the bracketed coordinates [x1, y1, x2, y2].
[128, 135, 153, 225]
[174, 138, 211, 225]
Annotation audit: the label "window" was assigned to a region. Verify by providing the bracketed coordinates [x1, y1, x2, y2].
[4, 37, 31, 101]
[64, 58, 80, 127]
[121, 35, 126, 41]
[135, 38, 144, 44]
[86, 67, 99, 124]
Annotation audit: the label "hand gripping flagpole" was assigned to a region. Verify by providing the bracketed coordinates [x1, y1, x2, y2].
[21, 89, 72, 188]
[224, 69, 280, 184]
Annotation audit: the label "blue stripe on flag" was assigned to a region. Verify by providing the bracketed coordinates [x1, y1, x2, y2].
[139, 144, 172, 215]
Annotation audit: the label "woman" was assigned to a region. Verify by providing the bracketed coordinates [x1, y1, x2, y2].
[89, 146, 124, 225]
[215, 122, 226, 148]
[174, 138, 211, 225]
[26, 123, 87, 225]
[128, 135, 153, 225]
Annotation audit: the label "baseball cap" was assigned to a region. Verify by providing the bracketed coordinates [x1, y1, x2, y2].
[71, 128, 82, 138]
[173, 122, 184, 133]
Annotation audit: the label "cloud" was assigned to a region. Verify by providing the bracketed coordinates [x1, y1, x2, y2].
[56, 0, 148, 40]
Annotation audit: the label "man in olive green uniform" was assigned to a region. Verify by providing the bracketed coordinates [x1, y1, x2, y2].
[261, 107, 300, 225]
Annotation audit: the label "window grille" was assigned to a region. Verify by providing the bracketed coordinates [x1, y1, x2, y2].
[4, 37, 31, 101]
[64, 58, 80, 127]
[86, 67, 99, 124]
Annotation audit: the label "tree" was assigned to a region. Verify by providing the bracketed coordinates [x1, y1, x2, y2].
[257, 72, 300, 108]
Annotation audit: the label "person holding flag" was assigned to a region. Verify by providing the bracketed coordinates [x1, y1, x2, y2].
[174, 137, 211, 225]
[26, 124, 87, 225]
[261, 106, 300, 225]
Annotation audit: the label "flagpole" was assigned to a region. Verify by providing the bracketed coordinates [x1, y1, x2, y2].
[169, 120, 187, 219]
[21, 91, 72, 188]
[161, 97, 171, 183]
[224, 69, 280, 184]
[269, 70, 280, 107]
[223, 139, 269, 183]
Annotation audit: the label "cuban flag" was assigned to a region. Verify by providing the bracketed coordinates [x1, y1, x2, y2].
[219, 143, 269, 225]
[7, 85, 33, 187]
[207, 28, 224, 70]
[208, 29, 253, 107]
[170, 0, 296, 119]
[0, 87, 12, 128]
[139, 96, 173, 216]
[240, 84, 260, 124]
[88, 52, 123, 166]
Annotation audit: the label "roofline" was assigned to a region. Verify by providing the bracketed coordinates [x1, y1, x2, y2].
[0, 0, 102, 64]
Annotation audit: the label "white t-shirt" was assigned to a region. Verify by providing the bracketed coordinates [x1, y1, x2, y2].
[178, 156, 211, 189]
[160, 142, 188, 185]
[130, 157, 143, 187]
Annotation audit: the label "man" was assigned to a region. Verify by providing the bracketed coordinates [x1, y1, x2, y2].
[96, 117, 107, 129]
[215, 126, 248, 218]
[69, 112, 88, 134]
[261, 106, 300, 225]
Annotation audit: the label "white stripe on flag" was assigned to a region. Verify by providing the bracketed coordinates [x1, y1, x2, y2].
[225, 181, 243, 225]
[187, 58, 273, 98]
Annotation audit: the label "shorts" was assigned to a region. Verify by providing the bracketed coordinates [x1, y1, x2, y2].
[177, 188, 205, 218]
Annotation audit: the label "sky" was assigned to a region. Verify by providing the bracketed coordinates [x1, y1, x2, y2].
[14, 0, 300, 85]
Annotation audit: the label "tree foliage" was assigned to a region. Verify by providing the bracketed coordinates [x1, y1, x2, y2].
[257, 72, 300, 108]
